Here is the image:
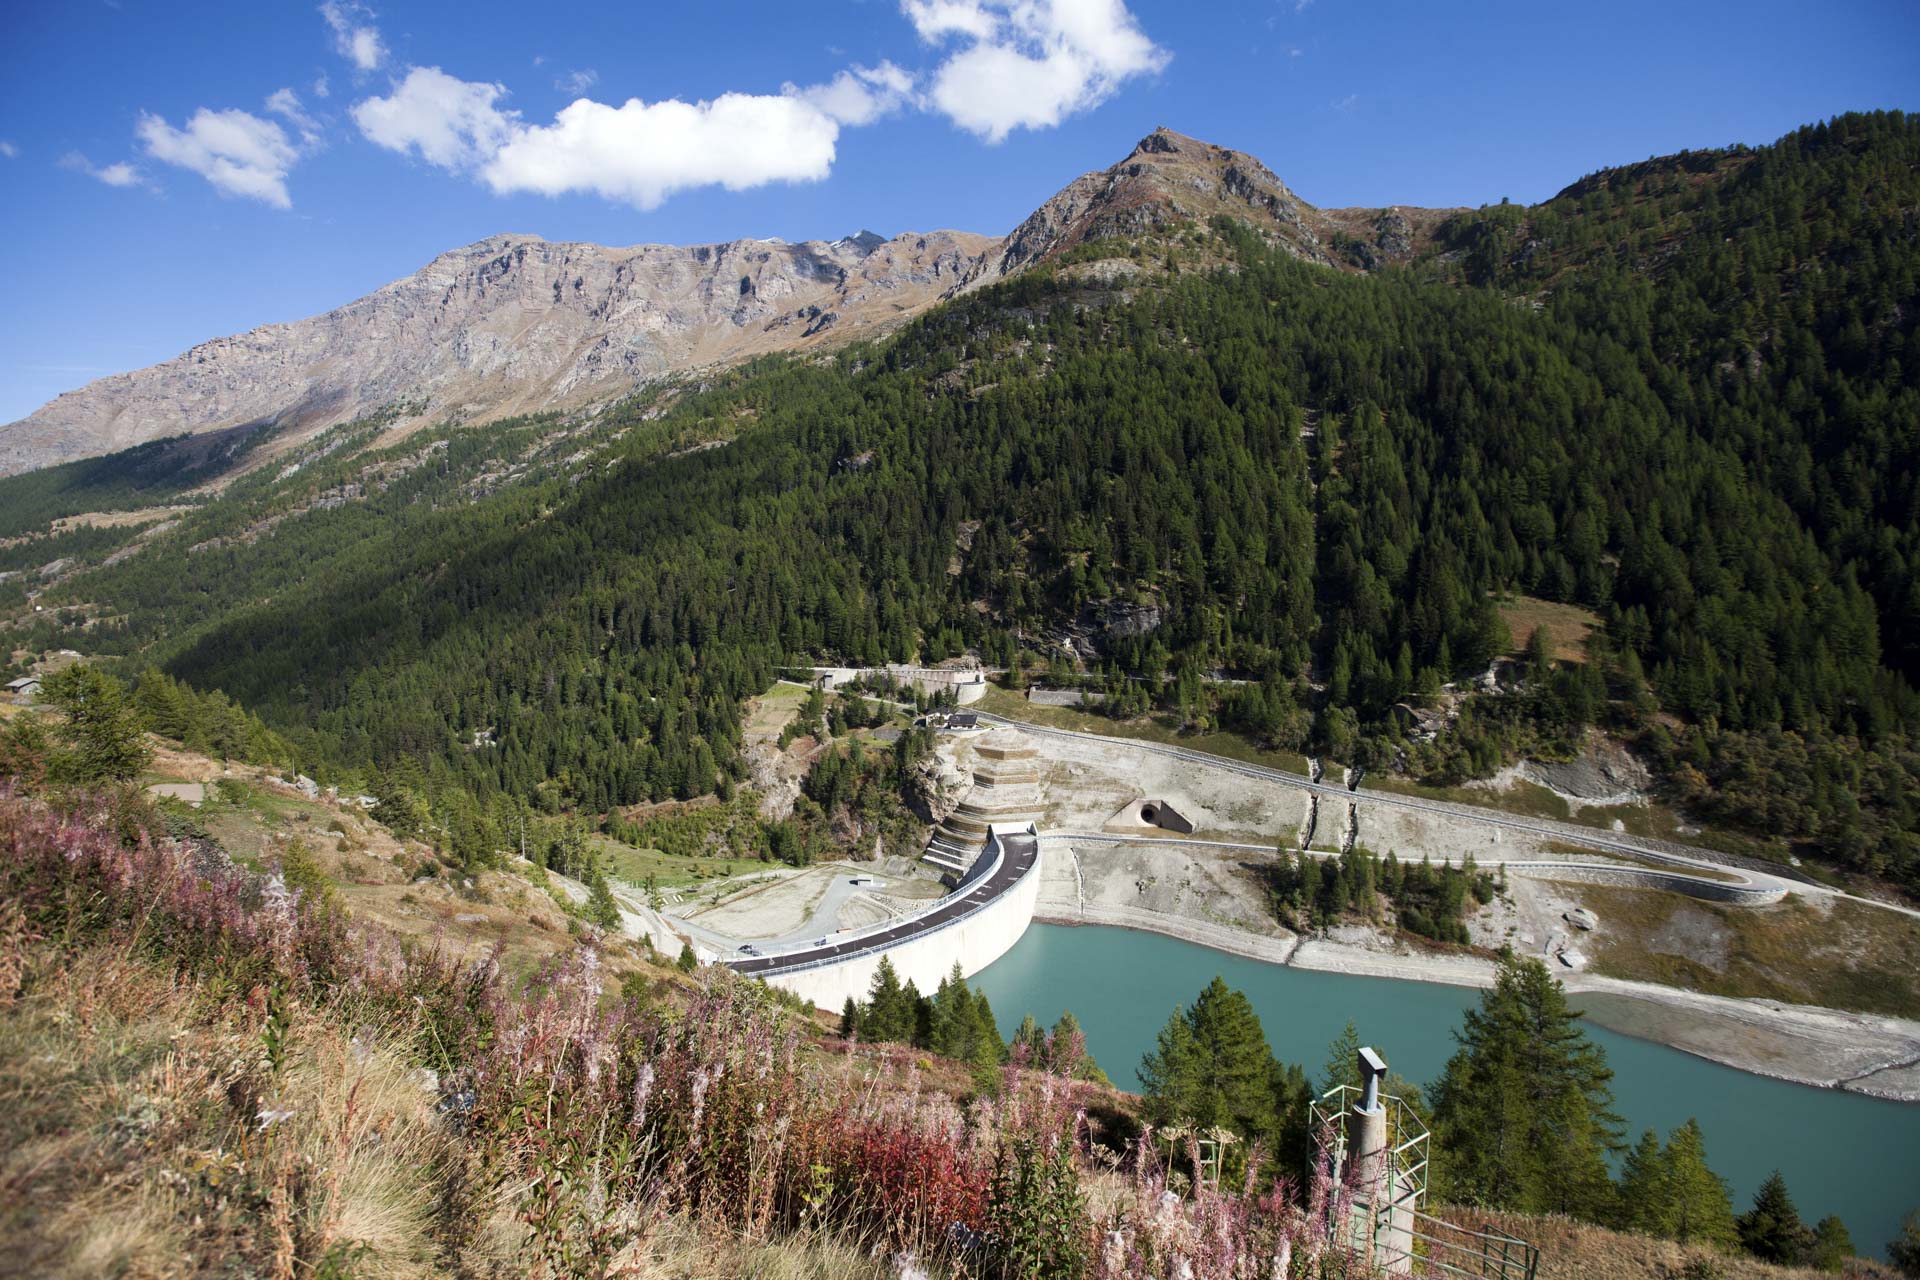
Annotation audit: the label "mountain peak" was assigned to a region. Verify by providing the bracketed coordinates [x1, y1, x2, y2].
[1128, 125, 1196, 156]
[835, 229, 889, 255]
[989, 124, 1331, 276]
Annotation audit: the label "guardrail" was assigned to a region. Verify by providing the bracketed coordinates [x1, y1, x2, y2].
[1392, 1210, 1539, 1280]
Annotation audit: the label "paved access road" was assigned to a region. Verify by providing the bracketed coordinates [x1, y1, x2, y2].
[726, 832, 1040, 979]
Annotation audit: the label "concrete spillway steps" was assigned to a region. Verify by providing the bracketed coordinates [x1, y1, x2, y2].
[922, 832, 979, 874]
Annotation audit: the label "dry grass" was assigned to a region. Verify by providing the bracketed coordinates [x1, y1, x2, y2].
[50, 506, 194, 533]
[626, 1216, 898, 1279]
[1445, 1206, 1900, 1280]
[0, 943, 916, 1280]
[1576, 885, 1920, 1019]
[0, 946, 457, 1279]
[1367, 772, 1579, 823]
[1497, 594, 1602, 664]
[744, 681, 812, 742]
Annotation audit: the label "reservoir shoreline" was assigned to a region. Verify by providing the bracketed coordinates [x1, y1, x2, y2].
[1030, 903, 1920, 1102]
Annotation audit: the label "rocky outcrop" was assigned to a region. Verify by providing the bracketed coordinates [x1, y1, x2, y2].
[905, 750, 969, 825]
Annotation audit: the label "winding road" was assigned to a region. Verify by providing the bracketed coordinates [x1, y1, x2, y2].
[709, 698, 1914, 986]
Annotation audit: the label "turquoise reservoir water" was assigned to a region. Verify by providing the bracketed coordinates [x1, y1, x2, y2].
[972, 923, 1920, 1260]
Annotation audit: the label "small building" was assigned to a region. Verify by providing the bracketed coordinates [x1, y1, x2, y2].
[945, 711, 980, 731]
[5, 676, 41, 701]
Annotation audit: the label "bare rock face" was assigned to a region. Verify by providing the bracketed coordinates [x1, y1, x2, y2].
[905, 750, 968, 825]
[744, 741, 802, 822]
[0, 228, 994, 475]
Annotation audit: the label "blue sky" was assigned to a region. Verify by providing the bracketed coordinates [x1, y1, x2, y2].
[1, 0, 1916, 426]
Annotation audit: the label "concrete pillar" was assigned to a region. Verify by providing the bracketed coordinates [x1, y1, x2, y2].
[1346, 1047, 1415, 1274]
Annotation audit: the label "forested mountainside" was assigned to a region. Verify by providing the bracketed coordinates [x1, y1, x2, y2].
[3, 111, 1916, 887]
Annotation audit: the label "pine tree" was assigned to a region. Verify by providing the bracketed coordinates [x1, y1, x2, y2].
[1139, 977, 1285, 1163]
[1320, 1020, 1364, 1096]
[1662, 1119, 1737, 1247]
[839, 996, 860, 1040]
[1429, 953, 1620, 1218]
[1807, 1215, 1853, 1273]
[583, 862, 622, 929]
[1050, 1010, 1107, 1083]
[1526, 625, 1554, 683]
[1738, 1170, 1812, 1264]
[1612, 1129, 1668, 1235]
[41, 664, 151, 784]
[860, 956, 919, 1045]
[1888, 1209, 1920, 1277]
[1012, 1012, 1047, 1062]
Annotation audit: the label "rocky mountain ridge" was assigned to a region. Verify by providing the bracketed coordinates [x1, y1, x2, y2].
[1, 127, 1447, 476]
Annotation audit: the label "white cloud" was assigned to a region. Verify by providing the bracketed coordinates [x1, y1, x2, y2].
[903, 0, 1167, 142]
[321, 0, 387, 72]
[791, 61, 914, 126]
[483, 93, 841, 209]
[61, 151, 146, 188]
[904, 0, 999, 40]
[0, 140, 18, 159]
[137, 108, 299, 207]
[555, 68, 599, 96]
[355, 65, 871, 209]
[313, 73, 331, 99]
[266, 87, 323, 146]
[351, 66, 515, 169]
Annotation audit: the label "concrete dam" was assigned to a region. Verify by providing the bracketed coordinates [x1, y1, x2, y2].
[726, 823, 1044, 1009]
